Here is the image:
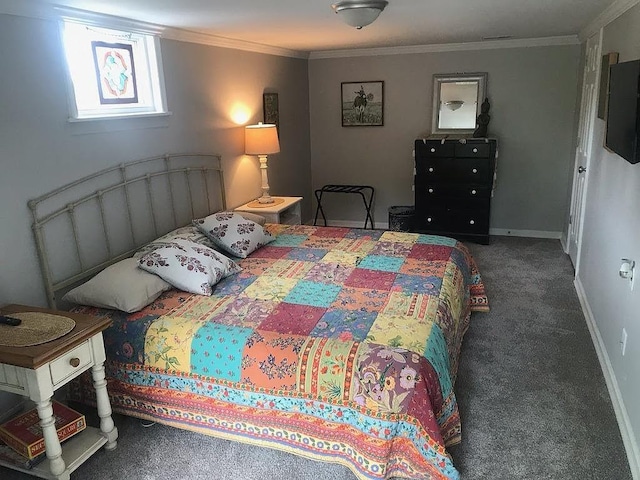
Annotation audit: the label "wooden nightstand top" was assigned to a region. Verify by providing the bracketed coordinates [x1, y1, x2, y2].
[0, 305, 111, 369]
[235, 196, 303, 214]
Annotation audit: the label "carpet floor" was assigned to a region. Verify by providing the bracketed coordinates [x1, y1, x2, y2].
[2, 237, 632, 479]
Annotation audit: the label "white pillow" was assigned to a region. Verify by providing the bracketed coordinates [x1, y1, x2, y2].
[138, 239, 241, 295]
[63, 258, 171, 313]
[133, 225, 217, 259]
[235, 211, 267, 226]
[193, 212, 274, 258]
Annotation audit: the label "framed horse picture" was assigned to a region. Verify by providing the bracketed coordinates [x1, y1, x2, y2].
[341, 81, 384, 127]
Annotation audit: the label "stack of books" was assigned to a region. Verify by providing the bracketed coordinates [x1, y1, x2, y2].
[0, 401, 86, 469]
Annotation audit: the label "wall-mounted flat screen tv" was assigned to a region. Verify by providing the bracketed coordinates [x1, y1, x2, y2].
[605, 59, 640, 164]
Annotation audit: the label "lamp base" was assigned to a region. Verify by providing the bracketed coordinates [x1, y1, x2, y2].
[258, 195, 274, 204]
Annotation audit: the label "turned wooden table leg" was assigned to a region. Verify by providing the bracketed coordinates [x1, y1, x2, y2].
[36, 399, 69, 480]
[91, 362, 118, 450]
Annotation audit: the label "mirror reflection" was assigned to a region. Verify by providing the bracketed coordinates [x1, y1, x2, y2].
[432, 73, 487, 135]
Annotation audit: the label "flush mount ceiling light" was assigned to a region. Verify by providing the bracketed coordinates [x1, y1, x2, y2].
[445, 100, 465, 111]
[331, 1, 389, 29]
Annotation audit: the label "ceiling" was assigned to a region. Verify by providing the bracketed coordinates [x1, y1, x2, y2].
[30, 0, 615, 53]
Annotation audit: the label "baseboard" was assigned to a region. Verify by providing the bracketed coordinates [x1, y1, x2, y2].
[489, 228, 562, 239]
[574, 277, 640, 479]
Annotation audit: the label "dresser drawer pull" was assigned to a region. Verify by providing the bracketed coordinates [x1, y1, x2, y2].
[472, 168, 478, 174]
[471, 189, 477, 195]
[473, 148, 478, 153]
[430, 148, 436, 153]
[428, 167, 434, 173]
[428, 188, 434, 193]
[469, 220, 475, 225]
[69, 357, 81, 368]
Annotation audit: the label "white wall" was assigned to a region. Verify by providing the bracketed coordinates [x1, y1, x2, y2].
[308, 45, 581, 234]
[574, 4, 640, 474]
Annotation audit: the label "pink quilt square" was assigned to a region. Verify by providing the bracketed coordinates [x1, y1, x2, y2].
[344, 268, 396, 291]
[249, 246, 291, 259]
[259, 302, 326, 336]
[408, 244, 453, 261]
[311, 227, 350, 238]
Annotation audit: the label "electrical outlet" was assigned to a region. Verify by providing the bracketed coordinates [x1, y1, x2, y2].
[621, 328, 628, 356]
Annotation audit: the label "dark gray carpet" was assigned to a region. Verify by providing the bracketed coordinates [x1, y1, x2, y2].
[3, 237, 631, 479]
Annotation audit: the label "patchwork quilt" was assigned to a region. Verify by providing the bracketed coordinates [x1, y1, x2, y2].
[71, 225, 488, 480]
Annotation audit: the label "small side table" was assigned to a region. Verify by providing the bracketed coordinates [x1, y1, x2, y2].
[235, 196, 303, 225]
[0, 304, 118, 480]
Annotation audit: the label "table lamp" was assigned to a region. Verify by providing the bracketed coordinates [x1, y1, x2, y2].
[245, 122, 280, 204]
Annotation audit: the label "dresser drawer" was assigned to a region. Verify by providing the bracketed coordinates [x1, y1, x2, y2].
[415, 180, 492, 199]
[455, 142, 491, 157]
[415, 140, 455, 158]
[415, 203, 489, 234]
[416, 158, 492, 184]
[49, 340, 93, 386]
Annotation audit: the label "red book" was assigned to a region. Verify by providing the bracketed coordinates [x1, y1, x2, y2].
[0, 401, 86, 459]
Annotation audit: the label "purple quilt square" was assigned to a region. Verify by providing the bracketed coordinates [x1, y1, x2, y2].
[408, 244, 453, 261]
[392, 274, 442, 295]
[209, 297, 276, 328]
[311, 227, 350, 238]
[286, 247, 328, 262]
[310, 309, 377, 342]
[304, 262, 353, 285]
[249, 246, 291, 259]
[212, 275, 256, 296]
[344, 268, 396, 291]
[259, 302, 326, 336]
[370, 241, 412, 258]
[344, 229, 384, 241]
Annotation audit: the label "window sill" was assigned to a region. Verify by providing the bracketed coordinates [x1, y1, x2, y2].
[66, 111, 173, 135]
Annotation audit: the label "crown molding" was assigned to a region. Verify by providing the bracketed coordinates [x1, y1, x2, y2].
[308, 35, 580, 60]
[0, 1, 308, 59]
[579, 0, 640, 41]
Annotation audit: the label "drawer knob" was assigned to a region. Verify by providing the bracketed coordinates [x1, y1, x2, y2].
[427, 217, 432, 223]
[469, 220, 475, 225]
[69, 357, 80, 368]
[430, 148, 436, 153]
[471, 189, 477, 195]
[428, 167, 434, 173]
[428, 188, 434, 193]
[473, 148, 478, 153]
[472, 168, 478, 174]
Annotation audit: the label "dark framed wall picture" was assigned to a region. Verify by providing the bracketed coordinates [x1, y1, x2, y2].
[263, 93, 279, 130]
[341, 81, 384, 127]
[598, 52, 619, 120]
[91, 41, 138, 105]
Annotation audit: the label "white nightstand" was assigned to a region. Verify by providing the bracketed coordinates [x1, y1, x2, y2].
[0, 305, 118, 480]
[235, 196, 303, 225]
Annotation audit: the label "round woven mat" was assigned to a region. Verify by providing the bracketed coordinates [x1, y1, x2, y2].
[245, 197, 285, 208]
[0, 312, 76, 347]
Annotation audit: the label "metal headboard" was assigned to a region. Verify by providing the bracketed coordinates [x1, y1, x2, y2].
[28, 153, 226, 307]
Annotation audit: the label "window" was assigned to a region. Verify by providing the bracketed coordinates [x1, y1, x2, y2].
[61, 20, 168, 120]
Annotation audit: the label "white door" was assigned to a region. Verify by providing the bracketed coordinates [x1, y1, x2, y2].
[568, 30, 602, 271]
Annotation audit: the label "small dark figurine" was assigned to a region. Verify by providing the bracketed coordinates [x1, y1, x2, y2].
[473, 98, 491, 138]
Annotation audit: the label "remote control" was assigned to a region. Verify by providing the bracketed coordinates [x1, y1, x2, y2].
[0, 315, 22, 326]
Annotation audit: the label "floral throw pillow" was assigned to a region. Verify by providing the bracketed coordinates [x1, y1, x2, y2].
[193, 212, 274, 258]
[138, 239, 241, 295]
[133, 225, 218, 259]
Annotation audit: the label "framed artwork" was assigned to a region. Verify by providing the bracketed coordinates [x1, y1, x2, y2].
[91, 41, 138, 105]
[341, 81, 384, 127]
[263, 93, 279, 131]
[598, 52, 619, 120]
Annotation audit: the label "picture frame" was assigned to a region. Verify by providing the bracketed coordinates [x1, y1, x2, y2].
[598, 52, 619, 120]
[91, 41, 138, 105]
[263, 93, 279, 131]
[341, 81, 384, 127]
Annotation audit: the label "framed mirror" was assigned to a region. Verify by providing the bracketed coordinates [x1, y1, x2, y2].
[431, 73, 487, 135]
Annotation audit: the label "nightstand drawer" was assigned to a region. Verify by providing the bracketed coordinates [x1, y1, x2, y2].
[49, 340, 93, 386]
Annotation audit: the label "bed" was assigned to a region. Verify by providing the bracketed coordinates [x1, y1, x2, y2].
[29, 154, 488, 480]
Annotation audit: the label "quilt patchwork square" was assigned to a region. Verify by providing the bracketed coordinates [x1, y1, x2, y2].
[344, 229, 384, 241]
[284, 280, 342, 308]
[310, 226, 350, 238]
[392, 274, 443, 296]
[333, 238, 376, 256]
[285, 247, 328, 262]
[367, 314, 434, 353]
[331, 287, 390, 313]
[311, 309, 377, 342]
[144, 316, 209, 373]
[379, 231, 420, 244]
[209, 297, 276, 328]
[416, 234, 458, 246]
[382, 292, 439, 321]
[369, 241, 413, 258]
[263, 259, 315, 279]
[408, 244, 453, 261]
[320, 250, 362, 267]
[213, 274, 256, 296]
[243, 276, 298, 302]
[259, 302, 326, 336]
[271, 234, 308, 247]
[191, 323, 253, 381]
[237, 258, 277, 276]
[357, 255, 405, 272]
[344, 268, 396, 291]
[170, 295, 232, 321]
[304, 262, 353, 285]
[249, 245, 291, 259]
[399, 258, 447, 277]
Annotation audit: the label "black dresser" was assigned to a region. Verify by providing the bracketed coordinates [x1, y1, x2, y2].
[414, 138, 497, 244]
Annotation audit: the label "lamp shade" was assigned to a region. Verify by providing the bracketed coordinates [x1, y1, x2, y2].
[245, 123, 280, 155]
